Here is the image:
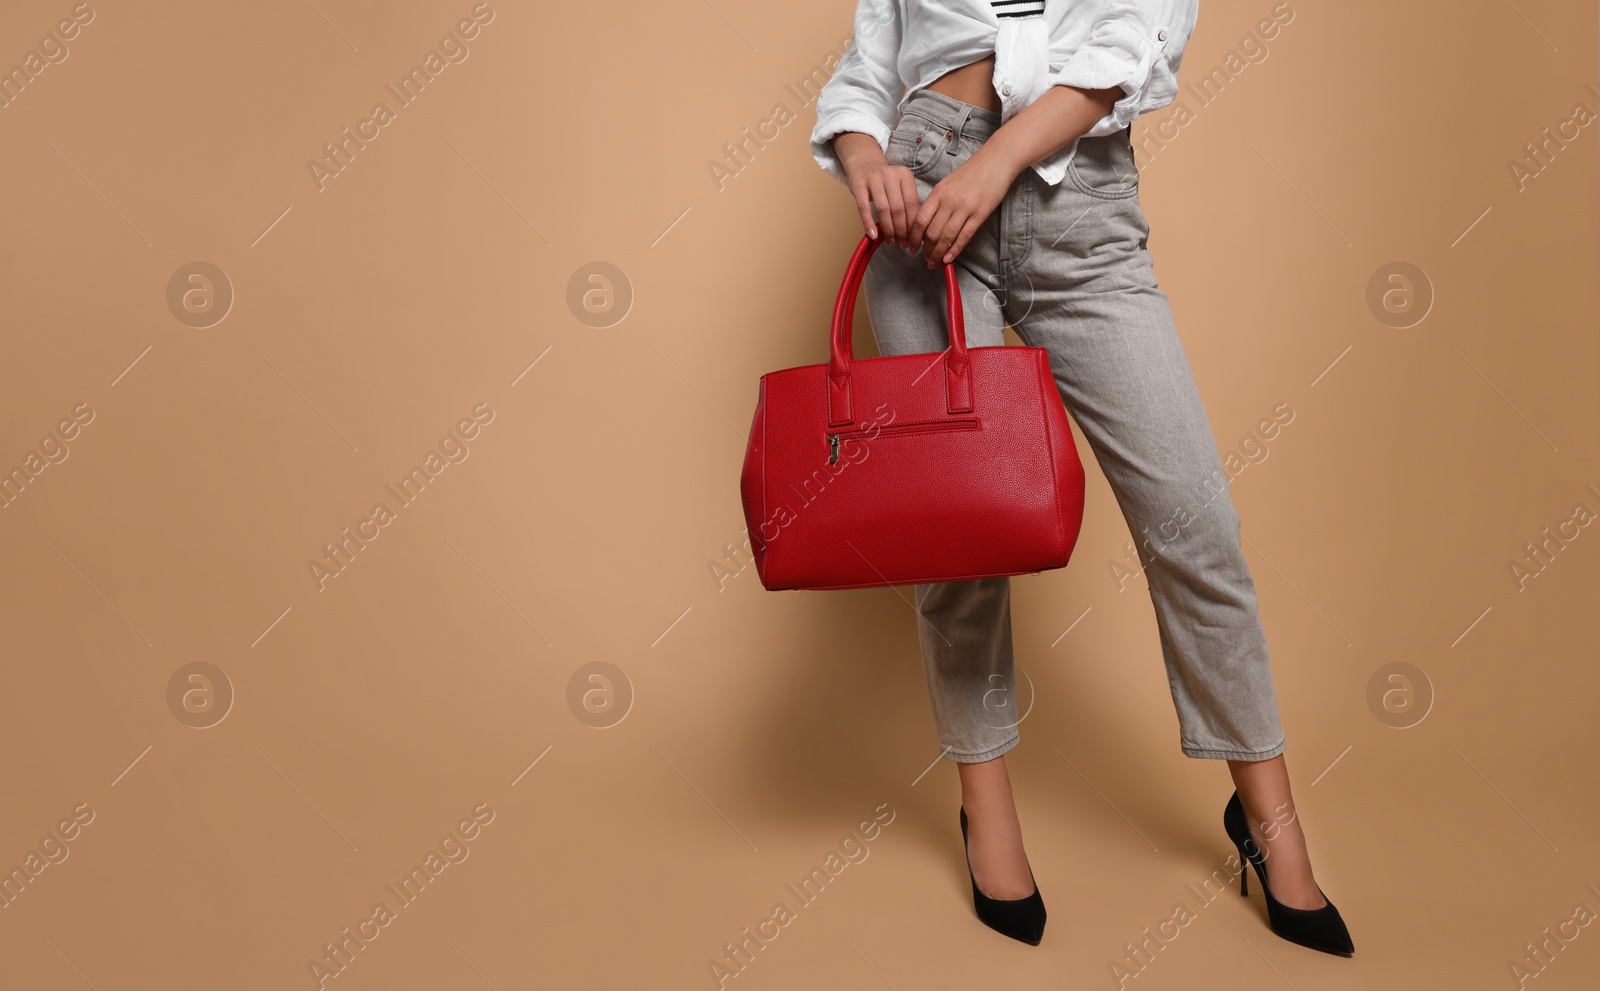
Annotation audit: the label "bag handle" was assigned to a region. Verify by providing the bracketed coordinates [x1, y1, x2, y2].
[827, 233, 972, 427]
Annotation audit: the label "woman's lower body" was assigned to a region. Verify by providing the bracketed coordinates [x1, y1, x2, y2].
[864, 88, 1288, 764]
[855, 86, 1350, 952]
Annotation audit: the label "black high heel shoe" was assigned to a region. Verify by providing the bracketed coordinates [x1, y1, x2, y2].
[959, 806, 1046, 946]
[1223, 790, 1354, 956]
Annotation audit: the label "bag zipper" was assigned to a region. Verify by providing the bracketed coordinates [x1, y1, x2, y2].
[826, 417, 981, 463]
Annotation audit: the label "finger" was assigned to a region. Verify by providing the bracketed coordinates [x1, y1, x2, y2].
[922, 206, 955, 267]
[880, 178, 909, 248]
[934, 197, 966, 265]
[863, 173, 896, 247]
[908, 193, 937, 252]
[851, 181, 878, 240]
[943, 216, 980, 264]
[897, 171, 922, 245]
[930, 209, 964, 267]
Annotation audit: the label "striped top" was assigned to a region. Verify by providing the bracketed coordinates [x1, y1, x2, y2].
[991, 0, 1046, 19]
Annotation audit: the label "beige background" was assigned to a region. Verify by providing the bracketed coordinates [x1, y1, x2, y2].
[1, 0, 1597, 988]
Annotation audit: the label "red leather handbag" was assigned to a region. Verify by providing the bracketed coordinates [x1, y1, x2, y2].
[739, 234, 1086, 591]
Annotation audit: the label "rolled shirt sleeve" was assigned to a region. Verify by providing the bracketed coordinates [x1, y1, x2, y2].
[1047, 0, 1192, 138]
[810, 0, 904, 186]
[1047, 1, 1153, 137]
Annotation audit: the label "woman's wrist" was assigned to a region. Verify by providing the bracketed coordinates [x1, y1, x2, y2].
[834, 131, 889, 183]
[964, 141, 1029, 185]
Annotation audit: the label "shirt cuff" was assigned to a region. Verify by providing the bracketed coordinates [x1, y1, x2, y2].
[1029, 148, 1072, 187]
[811, 110, 894, 186]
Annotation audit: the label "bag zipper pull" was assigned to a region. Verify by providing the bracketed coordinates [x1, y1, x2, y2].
[827, 434, 840, 464]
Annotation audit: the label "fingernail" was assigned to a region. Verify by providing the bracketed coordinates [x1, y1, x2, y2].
[942, 253, 954, 264]
[868, 227, 878, 239]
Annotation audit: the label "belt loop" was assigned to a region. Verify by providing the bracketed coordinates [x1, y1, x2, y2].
[947, 104, 972, 157]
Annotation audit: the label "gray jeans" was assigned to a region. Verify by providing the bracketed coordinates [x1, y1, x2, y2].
[863, 89, 1287, 763]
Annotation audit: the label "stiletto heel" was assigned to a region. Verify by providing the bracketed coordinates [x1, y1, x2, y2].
[1223, 791, 1354, 956]
[959, 806, 1046, 946]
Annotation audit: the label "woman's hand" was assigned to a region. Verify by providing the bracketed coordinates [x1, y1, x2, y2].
[907, 146, 1019, 268]
[834, 132, 921, 248]
[902, 83, 1123, 267]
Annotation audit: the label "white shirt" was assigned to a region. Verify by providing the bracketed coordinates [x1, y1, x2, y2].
[810, 0, 1198, 186]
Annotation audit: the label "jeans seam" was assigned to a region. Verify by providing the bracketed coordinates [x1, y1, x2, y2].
[1013, 178, 1036, 274]
[1067, 158, 1140, 201]
[942, 735, 1021, 763]
[1181, 738, 1287, 761]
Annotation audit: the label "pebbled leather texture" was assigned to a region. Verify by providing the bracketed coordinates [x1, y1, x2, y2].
[740, 234, 1086, 591]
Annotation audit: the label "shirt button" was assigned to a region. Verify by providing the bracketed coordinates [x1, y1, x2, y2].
[1001, 82, 1013, 96]
[1157, 29, 1167, 41]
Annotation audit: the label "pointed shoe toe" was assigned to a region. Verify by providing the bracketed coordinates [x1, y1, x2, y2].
[1223, 791, 1355, 958]
[960, 806, 1047, 946]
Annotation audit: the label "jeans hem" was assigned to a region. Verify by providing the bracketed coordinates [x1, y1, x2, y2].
[1180, 737, 1286, 761]
[942, 735, 1021, 764]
